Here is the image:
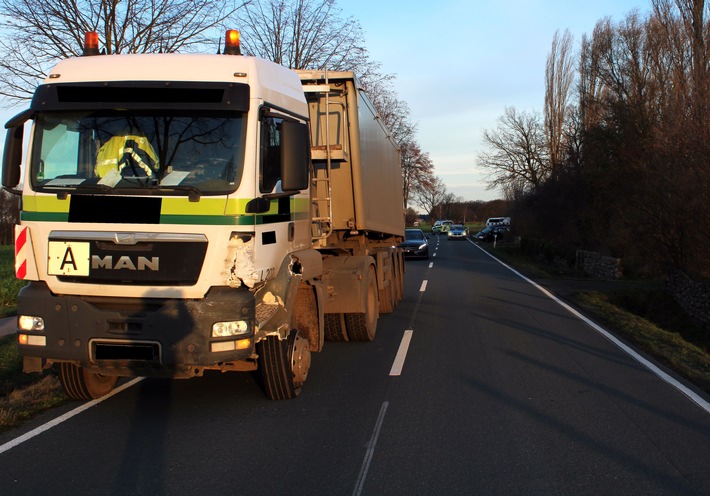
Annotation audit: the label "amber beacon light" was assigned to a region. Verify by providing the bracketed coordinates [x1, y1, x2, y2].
[224, 30, 242, 55]
[82, 31, 100, 56]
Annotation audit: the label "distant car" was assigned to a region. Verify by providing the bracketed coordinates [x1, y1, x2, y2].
[432, 220, 453, 235]
[474, 225, 508, 242]
[447, 224, 468, 240]
[400, 228, 429, 259]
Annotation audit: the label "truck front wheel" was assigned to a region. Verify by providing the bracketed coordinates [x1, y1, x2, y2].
[58, 363, 118, 400]
[258, 331, 311, 400]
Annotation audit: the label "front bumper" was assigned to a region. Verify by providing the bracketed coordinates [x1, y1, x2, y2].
[16, 282, 256, 378]
[401, 246, 428, 258]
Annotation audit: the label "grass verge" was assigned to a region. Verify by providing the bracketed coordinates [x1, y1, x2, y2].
[573, 291, 710, 392]
[0, 335, 68, 433]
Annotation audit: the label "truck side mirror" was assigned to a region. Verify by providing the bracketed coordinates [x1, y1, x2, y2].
[2, 125, 23, 191]
[280, 120, 310, 192]
[3, 109, 33, 192]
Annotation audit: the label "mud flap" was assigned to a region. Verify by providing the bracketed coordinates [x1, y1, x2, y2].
[321, 255, 376, 314]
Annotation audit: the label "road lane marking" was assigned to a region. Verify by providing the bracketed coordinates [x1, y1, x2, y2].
[389, 330, 414, 376]
[352, 401, 389, 496]
[473, 244, 710, 416]
[0, 377, 144, 455]
[419, 280, 428, 292]
[428, 262, 433, 268]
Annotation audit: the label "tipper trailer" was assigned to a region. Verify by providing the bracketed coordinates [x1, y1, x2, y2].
[2, 31, 405, 400]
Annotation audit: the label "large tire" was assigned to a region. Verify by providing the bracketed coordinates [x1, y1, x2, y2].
[324, 313, 349, 342]
[377, 252, 395, 314]
[378, 278, 394, 314]
[58, 363, 118, 400]
[395, 250, 405, 302]
[258, 331, 311, 400]
[345, 265, 379, 342]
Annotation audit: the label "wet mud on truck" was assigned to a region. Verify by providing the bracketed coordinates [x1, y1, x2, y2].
[2, 31, 405, 400]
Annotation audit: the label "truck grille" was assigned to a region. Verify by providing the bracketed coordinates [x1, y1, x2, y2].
[50, 231, 208, 286]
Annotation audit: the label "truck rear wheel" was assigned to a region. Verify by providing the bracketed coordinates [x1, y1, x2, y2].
[258, 331, 310, 400]
[395, 250, 405, 302]
[378, 278, 395, 314]
[324, 313, 349, 342]
[58, 363, 118, 400]
[345, 265, 379, 342]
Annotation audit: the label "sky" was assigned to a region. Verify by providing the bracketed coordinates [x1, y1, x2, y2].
[0, 0, 654, 203]
[336, 0, 654, 202]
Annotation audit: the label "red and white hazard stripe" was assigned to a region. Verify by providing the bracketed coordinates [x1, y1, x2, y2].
[15, 226, 29, 279]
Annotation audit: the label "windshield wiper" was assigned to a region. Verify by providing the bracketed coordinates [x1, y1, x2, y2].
[156, 184, 202, 202]
[43, 182, 114, 199]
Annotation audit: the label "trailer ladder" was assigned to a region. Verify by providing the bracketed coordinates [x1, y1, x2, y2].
[303, 74, 340, 245]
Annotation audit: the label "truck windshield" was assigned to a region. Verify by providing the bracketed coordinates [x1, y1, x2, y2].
[29, 111, 246, 195]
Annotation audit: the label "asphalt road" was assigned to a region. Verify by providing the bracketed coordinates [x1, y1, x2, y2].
[1, 237, 710, 495]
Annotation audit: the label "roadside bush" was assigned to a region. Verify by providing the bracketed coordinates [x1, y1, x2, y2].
[519, 237, 575, 269]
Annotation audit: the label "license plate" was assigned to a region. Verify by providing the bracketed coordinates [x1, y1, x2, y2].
[48, 241, 91, 276]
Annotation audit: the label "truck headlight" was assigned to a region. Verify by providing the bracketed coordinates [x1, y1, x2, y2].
[18, 315, 45, 332]
[212, 320, 250, 337]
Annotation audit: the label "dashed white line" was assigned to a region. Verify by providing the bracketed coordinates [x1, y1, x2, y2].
[352, 401, 389, 496]
[419, 280, 428, 292]
[389, 329, 414, 376]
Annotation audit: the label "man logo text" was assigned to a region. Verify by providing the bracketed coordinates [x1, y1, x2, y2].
[92, 255, 159, 271]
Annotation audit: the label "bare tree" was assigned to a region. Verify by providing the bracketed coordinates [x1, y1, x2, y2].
[367, 77, 414, 145]
[544, 29, 575, 173]
[477, 107, 550, 196]
[0, 0, 247, 105]
[399, 139, 434, 209]
[236, 0, 383, 83]
[411, 175, 447, 218]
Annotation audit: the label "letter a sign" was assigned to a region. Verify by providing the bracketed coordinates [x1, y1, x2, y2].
[48, 241, 91, 276]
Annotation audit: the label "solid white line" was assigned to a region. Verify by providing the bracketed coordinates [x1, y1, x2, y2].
[419, 280, 428, 292]
[0, 377, 144, 455]
[352, 401, 389, 496]
[474, 245, 710, 415]
[389, 330, 414, 376]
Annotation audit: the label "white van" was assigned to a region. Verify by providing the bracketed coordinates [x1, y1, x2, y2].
[486, 217, 511, 227]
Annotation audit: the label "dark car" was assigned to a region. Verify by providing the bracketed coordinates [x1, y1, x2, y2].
[474, 225, 508, 242]
[400, 228, 429, 259]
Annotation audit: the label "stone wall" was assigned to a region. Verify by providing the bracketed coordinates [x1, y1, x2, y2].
[666, 269, 710, 331]
[575, 250, 623, 279]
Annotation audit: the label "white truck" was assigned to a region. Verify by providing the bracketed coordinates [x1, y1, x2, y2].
[2, 31, 405, 400]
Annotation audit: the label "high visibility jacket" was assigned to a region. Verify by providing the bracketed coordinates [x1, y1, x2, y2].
[95, 135, 160, 178]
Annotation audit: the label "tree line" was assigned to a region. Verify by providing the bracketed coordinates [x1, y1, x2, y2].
[478, 0, 710, 280]
[0, 0, 438, 243]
